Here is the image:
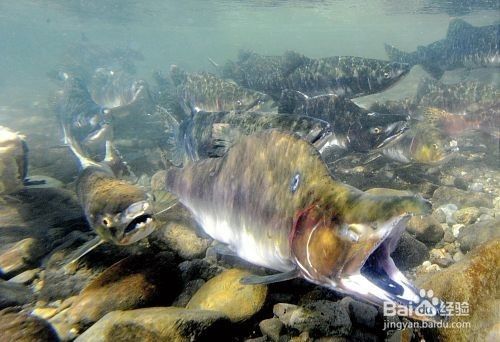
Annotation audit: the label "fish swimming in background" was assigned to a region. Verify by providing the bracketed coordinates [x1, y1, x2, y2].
[60, 123, 159, 261]
[89, 67, 154, 119]
[372, 121, 459, 165]
[421, 106, 499, 139]
[55, 76, 110, 149]
[366, 79, 499, 139]
[158, 106, 333, 165]
[222, 50, 410, 99]
[164, 130, 438, 318]
[278, 90, 409, 152]
[170, 65, 277, 116]
[385, 18, 500, 79]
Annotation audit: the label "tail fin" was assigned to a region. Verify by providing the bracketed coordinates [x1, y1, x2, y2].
[61, 122, 102, 170]
[282, 50, 310, 75]
[103, 140, 135, 178]
[156, 105, 185, 167]
[169, 64, 188, 87]
[384, 43, 414, 65]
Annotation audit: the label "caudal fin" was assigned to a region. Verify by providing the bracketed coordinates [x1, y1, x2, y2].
[384, 43, 415, 65]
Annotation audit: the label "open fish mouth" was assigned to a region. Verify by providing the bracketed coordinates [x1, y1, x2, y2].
[117, 200, 156, 244]
[375, 120, 409, 149]
[124, 214, 154, 234]
[337, 215, 443, 320]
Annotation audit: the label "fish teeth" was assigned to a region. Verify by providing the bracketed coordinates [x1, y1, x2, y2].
[134, 217, 153, 230]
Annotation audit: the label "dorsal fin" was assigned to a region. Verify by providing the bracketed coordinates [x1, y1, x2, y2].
[446, 18, 473, 38]
[169, 64, 188, 87]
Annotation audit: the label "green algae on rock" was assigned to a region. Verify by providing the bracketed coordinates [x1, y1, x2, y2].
[186, 268, 268, 323]
[417, 239, 500, 342]
[75, 307, 231, 342]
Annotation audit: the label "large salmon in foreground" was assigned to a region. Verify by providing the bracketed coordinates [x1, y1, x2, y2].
[165, 129, 436, 318]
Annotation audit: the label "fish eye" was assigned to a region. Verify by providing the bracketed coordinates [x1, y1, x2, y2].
[236, 100, 242, 106]
[102, 219, 109, 226]
[290, 173, 300, 193]
[383, 72, 391, 79]
[372, 127, 381, 134]
[432, 143, 438, 150]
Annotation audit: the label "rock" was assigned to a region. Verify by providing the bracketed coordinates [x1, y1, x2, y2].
[406, 215, 444, 243]
[8, 268, 39, 284]
[391, 232, 429, 270]
[51, 253, 181, 339]
[259, 317, 284, 342]
[435, 203, 458, 224]
[274, 301, 351, 338]
[417, 239, 500, 342]
[38, 241, 135, 302]
[429, 249, 453, 268]
[443, 227, 455, 243]
[453, 250, 465, 262]
[0, 126, 26, 195]
[452, 207, 481, 224]
[452, 224, 465, 238]
[151, 223, 210, 260]
[0, 279, 34, 309]
[432, 208, 447, 223]
[186, 268, 267, 323]
[0, 309, 58, 342]
[178, 258, 225, 283]
[453, 177, 468, 190]
[172, 279, 205, 307]
[469, 182, 483, 192]
[485, 322, 500, 342]
[0, 238, 44, 278]
[457, 218, 500, 252]
[75, 307, 231, 342]
[494, 197, 500, 210]
[432, 186, 494, 209]
[32, 307, 60, 320]
[365, 188, 413, 196]
[339, 297, 378, 329]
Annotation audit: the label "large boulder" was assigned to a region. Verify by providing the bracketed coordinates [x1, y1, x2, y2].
[75, 307, 231, 342]
[417, 239, 500, 342]
[186, 268, 267, 323]
[0, 126, 26, 195]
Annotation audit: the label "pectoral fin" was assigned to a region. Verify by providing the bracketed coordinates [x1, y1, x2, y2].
[240, 269, 299, 285]
[64, 236, 105, 265]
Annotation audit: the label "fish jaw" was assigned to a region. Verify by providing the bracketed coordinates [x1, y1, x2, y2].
[373, 118, 409, 149]
[334, 214, 442, 321]
[96, 200, 156, 245]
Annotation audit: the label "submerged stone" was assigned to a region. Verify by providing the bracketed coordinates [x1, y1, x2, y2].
[273, 301, 352, 338]
[0, 309, 58, 342]
[0, 238, 44, 278]
[406, 215, 444, 243]
[186, 268, 267, 323]
[75, 307, 231, 342]
[417, 239, 500, 342]
[0, 279, 34, 309]
[151, 223, 210, 260]
[452, 207, 481, 224]
[51, 253, 181, 339]
[457, 218, 500, 252]
[391, 232, 429, 270]
[432, 186, 494, 209]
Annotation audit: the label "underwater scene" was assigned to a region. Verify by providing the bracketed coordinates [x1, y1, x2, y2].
[0, 1, 499, 341]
